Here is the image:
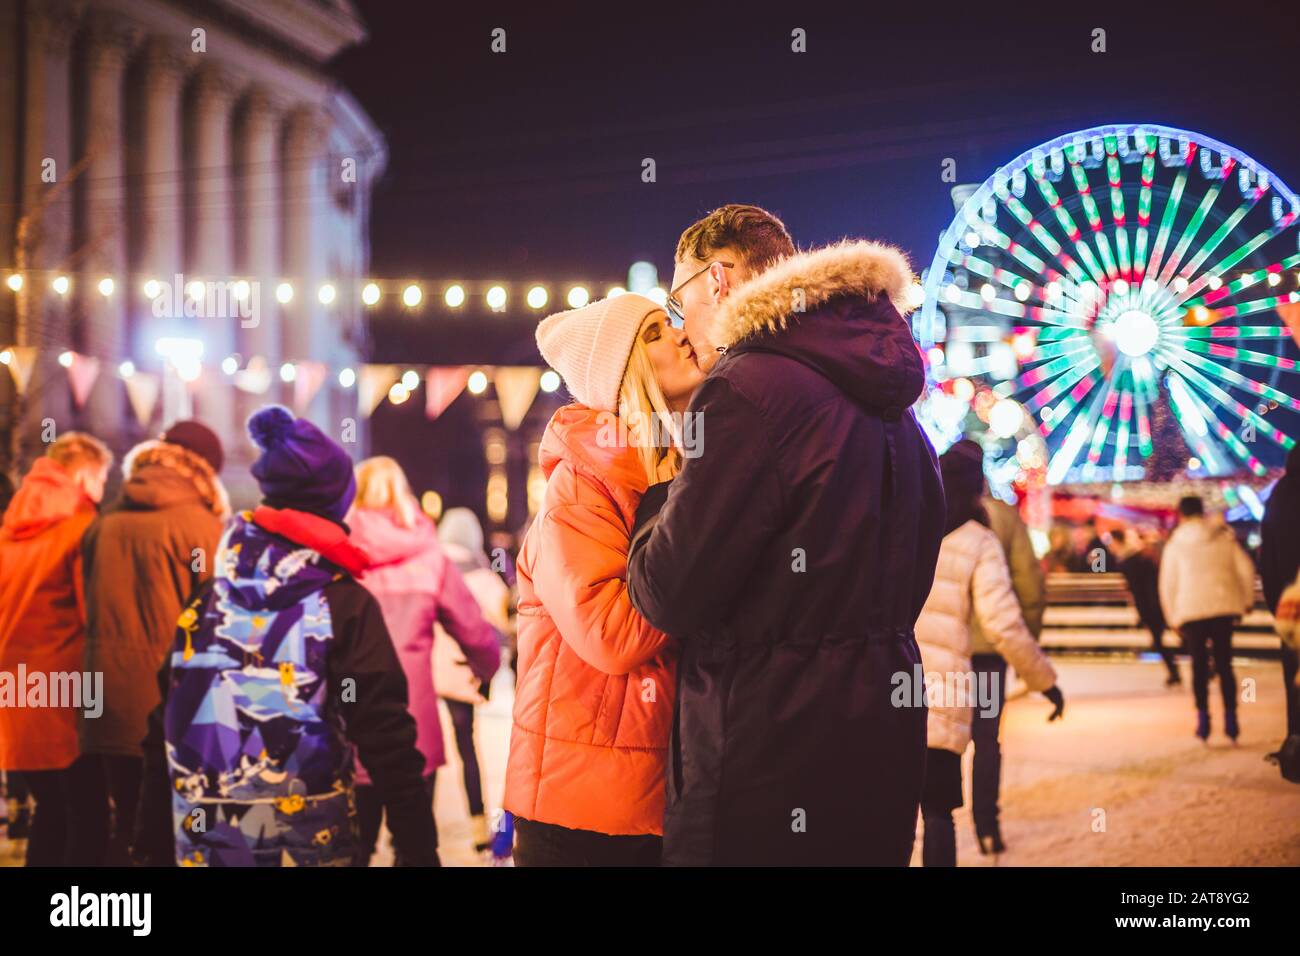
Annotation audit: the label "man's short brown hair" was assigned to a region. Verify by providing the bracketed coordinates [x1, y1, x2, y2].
[46, 431, 113, 473]
[676, 203, 795, 274]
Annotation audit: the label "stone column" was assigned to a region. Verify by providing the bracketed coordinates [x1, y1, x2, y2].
[81, 18, 138, 442]
[235, 87, 286, 365]
[281, 104, 332, 422]
[187, 62, 240, 441]
[17, 4, 78, 457]
[138, 37, 187, 294]
[231, 86, 287, 465]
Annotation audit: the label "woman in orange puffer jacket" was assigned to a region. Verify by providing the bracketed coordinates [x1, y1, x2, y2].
[505, 292, 704, 866]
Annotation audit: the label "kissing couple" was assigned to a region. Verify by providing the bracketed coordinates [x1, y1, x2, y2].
[503, 203, 945, 866]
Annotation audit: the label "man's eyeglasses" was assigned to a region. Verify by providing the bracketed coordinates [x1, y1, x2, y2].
[665, 261, 734, 328]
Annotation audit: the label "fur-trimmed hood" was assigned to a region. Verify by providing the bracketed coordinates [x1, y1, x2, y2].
[122, 440, 231, 520]
[715, 240, 925, 415]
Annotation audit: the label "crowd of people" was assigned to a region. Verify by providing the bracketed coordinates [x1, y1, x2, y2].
[0, 204, 1296, 868]
[1051, 487, 1296, 754]
[0, 412, 507, 867]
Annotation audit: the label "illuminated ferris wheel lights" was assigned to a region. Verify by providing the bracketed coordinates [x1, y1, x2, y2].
[989, 398, 1025, 438]
[1114, 310, 1160, 357]
[1011, 332, 1036, 360]
[919, 123, 1300, 484]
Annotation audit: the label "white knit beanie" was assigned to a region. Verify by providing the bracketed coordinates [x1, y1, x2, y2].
[535, 293, 662, 412]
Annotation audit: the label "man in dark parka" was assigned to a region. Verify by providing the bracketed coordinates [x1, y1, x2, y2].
[627, 206, 945, 865]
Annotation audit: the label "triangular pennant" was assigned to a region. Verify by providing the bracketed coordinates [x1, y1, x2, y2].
[3, 346, 38, 396]
[424, 366, 470, 421]
[292, 360, 328, 412]
[494, 366, 541, 430]
[358, 364, 400, 417]
[66, 352, 101, 408]
[1279, 301, 1300, 350]
[234, 356, 272, 395]
[124, 371, 162, 427]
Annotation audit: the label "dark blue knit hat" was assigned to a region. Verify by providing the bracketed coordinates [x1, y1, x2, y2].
[247, 405, 356, 522]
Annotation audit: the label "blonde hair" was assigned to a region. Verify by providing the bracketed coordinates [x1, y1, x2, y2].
[47, 431, 113, 474]
[617, 328, 682, 485]
[353, 456, 420, 528]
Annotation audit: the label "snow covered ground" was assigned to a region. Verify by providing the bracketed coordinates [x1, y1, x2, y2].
[4, 654, 1293, 867]
[916, 656, 1300, 867]
[426, 653, 1299, 867]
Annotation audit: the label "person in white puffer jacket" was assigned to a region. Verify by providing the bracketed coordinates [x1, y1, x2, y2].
[912, 443, 1064, 866]
[1158, 496, 1256, 743]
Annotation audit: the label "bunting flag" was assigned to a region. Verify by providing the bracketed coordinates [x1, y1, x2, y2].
[234, 356, 272, 395]
[424, 366, 470, 421]
[124, 371, 162, 427]
[358, 364, 400, 417]
[66, 352, 101, 408]
[3, 346, 38, 396]
[292, 360, 328, 412]
[495, 366, 541, 430]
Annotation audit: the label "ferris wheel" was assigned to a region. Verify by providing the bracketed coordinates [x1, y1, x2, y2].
[916, 123, 1300, 485]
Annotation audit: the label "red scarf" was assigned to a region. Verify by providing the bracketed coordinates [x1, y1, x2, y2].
[250, 506, 372, 577]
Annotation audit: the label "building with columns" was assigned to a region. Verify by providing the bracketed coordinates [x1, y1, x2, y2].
[0, 0, 386, 502]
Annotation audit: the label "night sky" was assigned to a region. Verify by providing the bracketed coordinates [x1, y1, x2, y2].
[332, 7, 1298, 285]
[329, 5, 1299, 524]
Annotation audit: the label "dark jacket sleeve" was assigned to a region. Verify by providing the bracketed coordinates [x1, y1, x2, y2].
[626, 374, 784, 638]
[132, 652, 178, 866]
[326, 579, 440, 866]
[1260, 486, 1300, 614]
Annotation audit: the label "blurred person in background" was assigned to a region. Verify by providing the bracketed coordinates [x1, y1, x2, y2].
[76, 421, 228, 865]
[1111, 527, 1180, 687]
[913, 443, 1063, 865]
[957, 440, 1047, 855]
[435, 506, 512, 857]
[0, 433, 112, 866]
[1159, 496, 1256, 743]
[348, 459, 500, 865]
[1083, 519, 1114, 573]
[135, 407, 442, 867]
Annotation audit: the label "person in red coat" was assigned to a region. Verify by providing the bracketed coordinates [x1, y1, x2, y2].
[0, 433, 112, 866]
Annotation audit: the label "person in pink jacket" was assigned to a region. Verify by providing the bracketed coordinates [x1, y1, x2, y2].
[347, 457, 500, 865]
